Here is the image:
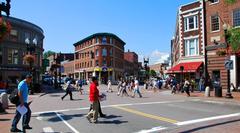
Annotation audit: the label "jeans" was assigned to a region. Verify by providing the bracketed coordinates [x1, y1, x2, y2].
[133, 88, 142, 97]
[11, 103, 31, 129]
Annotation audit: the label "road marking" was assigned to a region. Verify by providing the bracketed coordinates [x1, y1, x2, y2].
[176, 112, 240, 126]
[43, 127, 54, 133]
[32, 100, 185, 115]
[136, 126, 167, 133]
[113, 106, 179, 124]
[36, 116, 43, 121]
[55, 112, 80, 133]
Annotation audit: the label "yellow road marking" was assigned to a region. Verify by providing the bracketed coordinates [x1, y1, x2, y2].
[113, 106, 179, 124]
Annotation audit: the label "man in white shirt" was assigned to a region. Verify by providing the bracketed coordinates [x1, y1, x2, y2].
[132, 77, 142, 98]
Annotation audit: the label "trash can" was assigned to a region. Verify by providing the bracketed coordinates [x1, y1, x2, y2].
[214, 85, 222, 97]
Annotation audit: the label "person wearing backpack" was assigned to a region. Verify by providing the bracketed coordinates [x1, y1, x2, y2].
[10, 74, 33, 132]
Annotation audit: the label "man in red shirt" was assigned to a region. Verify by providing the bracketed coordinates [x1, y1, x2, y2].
[86, 77, 100, 123]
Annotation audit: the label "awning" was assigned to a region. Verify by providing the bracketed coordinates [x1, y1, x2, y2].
[167, 62, 203, 73]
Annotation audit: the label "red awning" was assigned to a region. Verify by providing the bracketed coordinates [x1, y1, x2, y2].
[167, 62, 203, 73]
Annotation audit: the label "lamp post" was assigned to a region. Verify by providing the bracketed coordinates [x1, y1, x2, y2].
[180, 66, 184, 91]
[0, 0, 11, 17]
[143, 57, 149, 80]
[223, 24, 233, 99]
[25, 38, 37, 94]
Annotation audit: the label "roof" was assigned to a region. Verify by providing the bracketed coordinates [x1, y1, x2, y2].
[167, 62, 203, 73]
[73, 32, 126, 46]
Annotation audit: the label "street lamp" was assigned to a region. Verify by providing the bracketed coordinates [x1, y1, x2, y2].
[0, 0, 11, 17]
[180, 66, 184, 91]
[223, 23, 233, 99]
[143, 57, 149, 79]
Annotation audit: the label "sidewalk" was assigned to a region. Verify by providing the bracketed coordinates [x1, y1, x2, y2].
[0, 85, 59, 133]
[177, 89, 240, 104]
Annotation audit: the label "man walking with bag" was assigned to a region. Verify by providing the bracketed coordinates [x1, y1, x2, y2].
[86, 77, 100, 123]
[10, 74, 33, 132]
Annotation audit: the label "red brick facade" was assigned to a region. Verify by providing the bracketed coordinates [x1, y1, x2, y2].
[124, 51, 139, 77]
[74, 33, 125, 83]
[205, 0, 240, 89]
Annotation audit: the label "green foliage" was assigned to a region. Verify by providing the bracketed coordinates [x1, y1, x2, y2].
[224, 0, 236, 4]
[149, 70, 157, 77]
[43, 50, 55, 59]
[226, 28, 240, 53]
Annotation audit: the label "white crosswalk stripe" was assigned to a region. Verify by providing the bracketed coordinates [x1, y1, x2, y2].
[43, 127, 54, 133]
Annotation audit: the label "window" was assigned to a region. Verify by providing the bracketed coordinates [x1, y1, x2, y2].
[103, 58, 107, 66]
[184, 15, 198, 31]
[102, 48, 107, 56]
[24, 32, 30, 43]
[96, 49, 99, 56]
[110, 37, 113, 44]
[0, 47, 2, 64]
[210, 0, 219, 4]
[184, 38, 199, 56]
[8, 49, 18, 64]
[109, 48, 113, 56]
[90, 61, 92, 67]
[233, 9, 240, 27]
[211, 15, 220, 31]
[110, 59, 113, 66]
[95, 37, 99, 44]
[102, 36, 107, 44]
[95, 60, 99, 66]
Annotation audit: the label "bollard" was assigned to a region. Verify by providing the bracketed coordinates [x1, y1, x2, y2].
[0, 92, 9, 109]
[205, 86, 210, 97]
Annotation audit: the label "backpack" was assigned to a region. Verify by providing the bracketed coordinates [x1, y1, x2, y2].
[9, 89, 19, 104]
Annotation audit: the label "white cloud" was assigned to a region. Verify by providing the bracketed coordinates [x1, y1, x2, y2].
[149, 50, 170, 65]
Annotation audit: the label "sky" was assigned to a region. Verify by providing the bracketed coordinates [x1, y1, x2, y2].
[8, 0, 194, 65]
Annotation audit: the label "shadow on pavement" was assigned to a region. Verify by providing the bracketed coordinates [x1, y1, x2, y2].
[0, 118, 11, 121]
[180, 119, 240, 133]
[104, 115, 122, 119]
[97, 120, 128, 125]
[48, 113, 85, 122]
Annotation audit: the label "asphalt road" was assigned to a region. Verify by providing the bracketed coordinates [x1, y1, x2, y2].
[25, 85, 240, 133]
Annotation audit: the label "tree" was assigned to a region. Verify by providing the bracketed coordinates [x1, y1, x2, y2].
[225, 0, 236, 4]
[43, 50, 55, 59]
[149, 70, 157, 77]
[226, 27, 240, 53]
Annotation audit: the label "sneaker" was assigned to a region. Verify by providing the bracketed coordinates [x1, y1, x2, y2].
[10, 128, 22, 132]
[23, 125, 32, 130]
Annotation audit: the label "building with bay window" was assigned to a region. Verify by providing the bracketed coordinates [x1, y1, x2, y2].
[73, 33, 125, 83]
[0, 16, 44, 86]
[169, 1, 204, 82]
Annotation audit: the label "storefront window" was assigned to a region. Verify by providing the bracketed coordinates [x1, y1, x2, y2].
[8, 49, 18, 64]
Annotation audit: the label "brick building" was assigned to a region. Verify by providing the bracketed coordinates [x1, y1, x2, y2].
[169, 1, 205, 81]
[47, 53, 74, 73]
[124, 50, 139, 77]
[0, 16, 44, 86]
[205, 0, 240, 89]
[61, 60, 74, 78]
[73, 33, 125, 83]
[149, 63, 168, 77]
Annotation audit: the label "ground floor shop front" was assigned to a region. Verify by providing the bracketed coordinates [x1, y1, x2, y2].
[0, 65, 41, 89]
[74, 67, 124, 84]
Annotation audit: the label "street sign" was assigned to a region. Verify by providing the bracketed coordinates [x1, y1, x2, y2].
[225, 59, 233, 70]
